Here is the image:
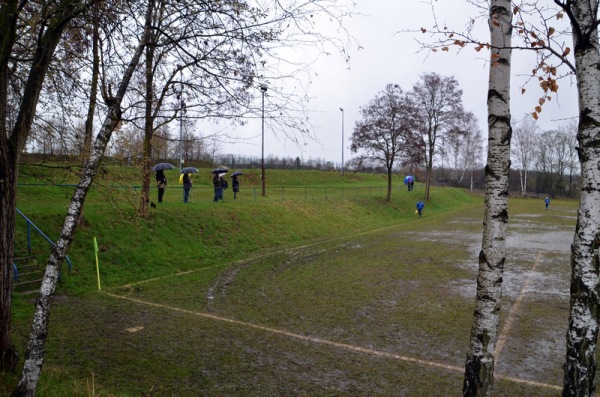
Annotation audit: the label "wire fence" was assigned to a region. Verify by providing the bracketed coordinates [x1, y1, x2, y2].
[17, 182, 429, 204]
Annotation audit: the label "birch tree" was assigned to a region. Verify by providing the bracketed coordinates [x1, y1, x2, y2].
[555, 1, 600, 393]
[511, 117, 539, 198]
[463, 1, 512, 394]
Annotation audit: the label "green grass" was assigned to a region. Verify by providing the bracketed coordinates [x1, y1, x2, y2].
[3, 164, 582, 396]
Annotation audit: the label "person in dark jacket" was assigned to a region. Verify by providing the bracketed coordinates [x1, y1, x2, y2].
[232, 175, 240, 199]
[213, 173, 221, 202]
[544, 196, 550, 210]
[219, 175, 227, 201]
[156, 170, 167, 203]
[183, 173, 192, 203]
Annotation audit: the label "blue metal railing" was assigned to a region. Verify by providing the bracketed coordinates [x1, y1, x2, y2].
[14, 208, 72, 282]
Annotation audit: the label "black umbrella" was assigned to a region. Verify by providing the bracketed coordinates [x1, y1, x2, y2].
[231, 171, 243, 177]
[151, 163, 175, 172]
[211, 167, 228, 174]
[181, 167, 199, 174]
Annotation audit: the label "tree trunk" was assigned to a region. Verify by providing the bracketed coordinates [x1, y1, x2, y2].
[0, 0, 78, 367]
[425, 139, 434, 201]
[78, 2, 100, 228]
[139, 39, 155, 218]
[11, 4, 153, 393]
[562, 1, 600, 395]
[463, 1, 512, 395]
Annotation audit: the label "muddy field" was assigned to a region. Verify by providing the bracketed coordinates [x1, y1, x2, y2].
[43, 199, 583, 396]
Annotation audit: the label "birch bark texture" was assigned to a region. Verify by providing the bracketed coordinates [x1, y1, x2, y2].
[463, 1, 512, 395]
[561, 0, 600, 395]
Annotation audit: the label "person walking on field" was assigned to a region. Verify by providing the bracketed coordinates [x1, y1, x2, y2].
[232, 174, 240, 199]
[545, 196, 550, 210]
[416, 200, 425, 218]
[182, 172, 192, 203]
[156, 170, 167, 203]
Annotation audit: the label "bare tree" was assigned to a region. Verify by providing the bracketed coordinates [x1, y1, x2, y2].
[511, 117, 539, 198]
[446, 112, 483, 187]
[559, 120, 579, 197]
[350, 84, 419, 201]
[410, 73, 465, 201]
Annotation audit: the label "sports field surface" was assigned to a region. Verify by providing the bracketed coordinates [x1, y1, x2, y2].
[21, 197, 580, 396]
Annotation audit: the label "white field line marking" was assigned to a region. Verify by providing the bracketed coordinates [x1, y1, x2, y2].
[494, 250, 543, 361]
[103, 291, 561, 391]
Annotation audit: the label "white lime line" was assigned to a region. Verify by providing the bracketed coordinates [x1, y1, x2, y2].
[103, 291, 560, 391]
[494, 250, 543, 360]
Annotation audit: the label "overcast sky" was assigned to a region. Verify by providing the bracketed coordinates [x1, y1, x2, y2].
[208, 0, 578, 166]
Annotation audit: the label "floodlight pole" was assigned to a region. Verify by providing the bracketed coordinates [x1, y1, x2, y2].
[179, 85, 184, 172]
[340, 107, 344, 176]
[260, 83, 268, 196]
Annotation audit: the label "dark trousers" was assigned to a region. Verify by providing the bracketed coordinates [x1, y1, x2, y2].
[158, 188, 165, 203]
[184, 188, 190, 203]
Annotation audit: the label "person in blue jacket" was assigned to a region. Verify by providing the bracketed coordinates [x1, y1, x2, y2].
[416, 200, 425, 218]
[545, 196, 550, 210]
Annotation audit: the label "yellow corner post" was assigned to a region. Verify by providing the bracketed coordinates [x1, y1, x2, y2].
[94, 237, 101, 291]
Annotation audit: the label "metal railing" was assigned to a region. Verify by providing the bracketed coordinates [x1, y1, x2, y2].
[15, 208, 72, 280]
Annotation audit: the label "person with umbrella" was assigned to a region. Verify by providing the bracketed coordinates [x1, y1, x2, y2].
[211, 168, 227, 202]
[231, 171, 242, 199]
[151, 163, 175, 203]
[212, 172, 224, 202]
[182, 172, 192, 203]
[156, 170, 167, 203]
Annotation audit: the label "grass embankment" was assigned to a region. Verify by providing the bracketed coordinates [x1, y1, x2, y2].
[3, 163, 487, 395]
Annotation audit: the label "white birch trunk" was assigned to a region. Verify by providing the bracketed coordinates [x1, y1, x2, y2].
[10, 5, 153, 394]
[562, 1, 600, 395]
[463, 1, 512, 395]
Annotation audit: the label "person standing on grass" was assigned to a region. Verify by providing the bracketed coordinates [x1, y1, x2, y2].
[213, 173, 220, 202]
[219, 175, 227, 201]
[183, 172, 192, 203]
[545, 196, 550, 210]
[232, 175, 240, 199]
[156, 170, 167, 203]
[416, 200, 424, 218]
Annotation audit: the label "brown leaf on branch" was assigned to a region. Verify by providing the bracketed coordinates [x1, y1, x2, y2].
[441, 47, 449, 52]
[532, 112, 539, 120]
[513, 6, 520, 14]
[535, 106, 542, 113]
[539, 98, 545, 106]
[548, 27, 555, 36]
[563, 47, 570, 56]
[521, 88, 526, 94]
